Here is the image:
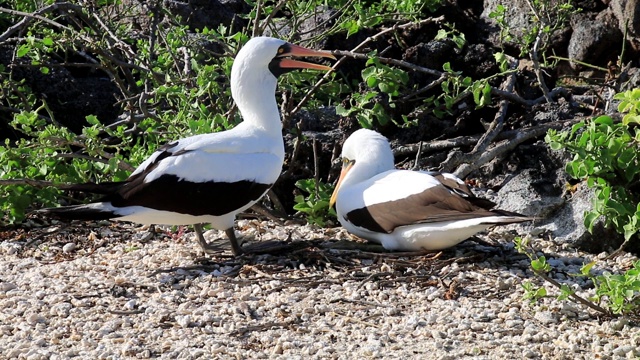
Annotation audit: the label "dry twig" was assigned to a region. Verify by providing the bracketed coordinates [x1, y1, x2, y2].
[290, 16, 445, 116]
[445, 56, 519, 176]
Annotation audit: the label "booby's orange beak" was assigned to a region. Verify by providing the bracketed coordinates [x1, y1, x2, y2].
[278, 44, 336, 71]
[329, 160, 354, 208]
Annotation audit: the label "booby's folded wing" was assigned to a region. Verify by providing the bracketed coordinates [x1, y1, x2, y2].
[131, 128, 251, 178]
[59, 129, 281, 217]
[423, 171, 496, 208]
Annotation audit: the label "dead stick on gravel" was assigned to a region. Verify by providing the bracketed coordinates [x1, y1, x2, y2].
[231, 319, 300, 336]
[534, 270, 613, 317]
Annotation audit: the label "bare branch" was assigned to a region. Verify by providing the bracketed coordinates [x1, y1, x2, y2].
[0, 4, 82, 43]
[452, 118, 583, 179]
[257, 0, 287, 37]
[440, 56, 518, 174]
[332, 49, 443, 77]
[400, 73, 448, 102]
[393, 135, 481, 157]
[252, 0, 263, 37]
[0, 178, 71, 189]
[289, 16, 445, 116]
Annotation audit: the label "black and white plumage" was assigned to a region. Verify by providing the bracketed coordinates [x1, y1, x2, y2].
[329, 129, 532, 251]
[39, 37, 335, 255]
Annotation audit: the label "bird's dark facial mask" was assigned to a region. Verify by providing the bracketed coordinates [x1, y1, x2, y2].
[269, 43, 335, 77]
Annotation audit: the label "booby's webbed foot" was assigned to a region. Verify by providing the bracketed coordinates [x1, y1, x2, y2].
[192, 224, 244, 256]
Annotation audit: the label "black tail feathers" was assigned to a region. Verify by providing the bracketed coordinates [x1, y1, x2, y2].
[36, 205, 116, 221]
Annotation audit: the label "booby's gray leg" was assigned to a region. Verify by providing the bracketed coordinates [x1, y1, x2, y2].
[225, 228, 243, 256]
[193, 223, 213, 253]
[192, 223, 243, 256]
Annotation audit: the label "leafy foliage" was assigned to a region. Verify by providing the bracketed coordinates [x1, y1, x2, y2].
[293, 179, 337, 227]
[0, 0, 454, 225]
[516, 236, 640, 316]
[591, 260, 640, 315]
[546, 114, 640, 243]
[336, 56, 409, 128]
[616, 88, 640, 125]
[0, 1, 338, 224]
[489, 0, 579, 60]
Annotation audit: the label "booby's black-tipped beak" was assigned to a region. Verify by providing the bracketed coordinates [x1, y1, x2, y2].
[269, 43, 335, 76]
[277, 44, 336, 71]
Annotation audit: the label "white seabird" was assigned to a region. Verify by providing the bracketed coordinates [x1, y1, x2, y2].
[329, 129, 532, 251]
[39, 36, 335, 256]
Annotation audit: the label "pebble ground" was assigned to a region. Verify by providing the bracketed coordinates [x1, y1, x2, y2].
[1, 220, 639, 359]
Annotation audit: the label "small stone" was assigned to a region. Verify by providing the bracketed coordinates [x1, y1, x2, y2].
[610, 318, 629, 331]
[62, 242, 77, 253]
[125, 299, 137, 310]
[0, 282, 17, 292]
[534, 311, 557, 324]
[27, 314, 46, 325]
[523, 349, 537, 358]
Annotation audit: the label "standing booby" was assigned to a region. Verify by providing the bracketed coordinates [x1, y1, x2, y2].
[329, 129, 532, 251]
[38, 37, 335, 256]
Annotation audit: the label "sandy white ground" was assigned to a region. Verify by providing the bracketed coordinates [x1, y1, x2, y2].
[1, 219, 639, 359]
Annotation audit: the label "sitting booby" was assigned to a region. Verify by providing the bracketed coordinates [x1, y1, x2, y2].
[329, 129, 532, 251]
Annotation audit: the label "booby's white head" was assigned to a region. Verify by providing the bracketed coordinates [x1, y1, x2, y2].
[230, 37, 334, 128]
[330, 129, 395, 206]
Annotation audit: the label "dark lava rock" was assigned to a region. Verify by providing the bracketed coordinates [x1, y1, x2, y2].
[163, 0, 249, 32]
[568, 10, 621, 70]
[403, 40, 459, 70]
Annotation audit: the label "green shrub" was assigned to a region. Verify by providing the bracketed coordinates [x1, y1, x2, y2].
[546, 114, 640, 244]
[516, 236, 640, 316]
[293, 179, 337, 227]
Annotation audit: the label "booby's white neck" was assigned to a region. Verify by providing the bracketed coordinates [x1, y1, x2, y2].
[231, 56, 280, 132]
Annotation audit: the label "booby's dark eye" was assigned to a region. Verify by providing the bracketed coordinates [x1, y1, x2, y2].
[277, 47, 285, 54]
[342, 158, 354, 167]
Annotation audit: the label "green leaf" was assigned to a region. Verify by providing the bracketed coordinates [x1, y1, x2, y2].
[434, 29, 448, 41]
[531, 256, 550, 273]
[593, 115, 613, 126]
[584, 212, 600, 232]
[335, 105, 352, 116]
[581, 261, 596, 276]
[17, 44, 30, 57]
[85, 115, 100, 126]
